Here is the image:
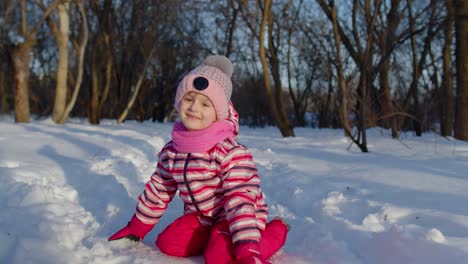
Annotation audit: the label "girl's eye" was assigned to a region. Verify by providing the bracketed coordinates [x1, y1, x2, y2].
[184, 97, 193, 102]
[202, 101, 213, 107]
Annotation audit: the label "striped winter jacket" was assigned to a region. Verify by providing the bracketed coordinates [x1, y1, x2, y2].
[135, 108, 268, 245]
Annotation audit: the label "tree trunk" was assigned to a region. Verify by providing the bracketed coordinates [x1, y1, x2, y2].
[380, 58, 398, 138]
[11, 41, 34, 123]
[317, 0, 377, 152]
[225, 0, 238, 57]
[407, 0, 422, 136]
[332, 1, 368, 152]
[441, 0, 454, 137]
[454, 0, 468, 140]
[331, 5, 351, 135]
[89, 34, 112, 124]
[89, 52, 100, 124]
[378, 0, 401, 138]
[319, 56, 334, 128]
[259, 0, 294, 137]
[0, 68, 7, 113]
[286, 28, 300, 126]
[57, 0, 88, 124]
[52, 1, 70, 123]
[117, 46, 155, 124]
[10, 0, 59, 123]
[286, 13, 309, 128]
[98, 34, 113, 116]
[357, 74, 369, 152]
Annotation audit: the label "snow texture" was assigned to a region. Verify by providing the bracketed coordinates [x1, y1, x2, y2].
[1, 117, 468, 263]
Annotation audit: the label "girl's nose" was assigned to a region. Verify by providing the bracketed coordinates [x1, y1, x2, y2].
[188, 101, 198, 111]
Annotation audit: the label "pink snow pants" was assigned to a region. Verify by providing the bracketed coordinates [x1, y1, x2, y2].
[155, 213, 288, 264]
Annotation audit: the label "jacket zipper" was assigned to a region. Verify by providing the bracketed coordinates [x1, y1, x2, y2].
[183, 153, 203, 215]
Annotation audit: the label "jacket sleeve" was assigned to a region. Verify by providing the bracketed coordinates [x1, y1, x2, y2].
[135, 148, 178, 226]
[221, 145, 262, 245]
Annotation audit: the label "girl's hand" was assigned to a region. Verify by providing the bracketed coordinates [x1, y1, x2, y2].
[108, 225, 141, 242]
[108, 215, 153, 241]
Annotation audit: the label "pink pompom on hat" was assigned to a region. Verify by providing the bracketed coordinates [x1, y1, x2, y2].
[174, 55, 233, 120]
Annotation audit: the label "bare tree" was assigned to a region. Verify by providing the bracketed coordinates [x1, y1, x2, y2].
[374, 0, 404, 138]
[117, 46, 155, 124]
[10, 0, 59, 123]
[224, 0, 240, 57]
[316, 0, 383, 152]
[2, 0, 456, 133]
[48, 1, 70, 123]
[42, 0, 89, 124]
[440, 0, 454, 137]
[454, 0, 468, 141]
[89, 33, 112, 124]
[331, 1, 352, 138]
[284, 0, 314, 127]
[406, 0, 442, 136]
[239, 0, 295, 137]
[297, 12, 339, 128]
[57, 0, 88, 124]
[87, 0, 113, 124]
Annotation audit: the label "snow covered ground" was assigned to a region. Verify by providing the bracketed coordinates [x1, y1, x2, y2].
[1, 117, 468, 264]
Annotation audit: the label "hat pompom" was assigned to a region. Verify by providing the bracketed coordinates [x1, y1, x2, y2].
[203, 55, 233, 78]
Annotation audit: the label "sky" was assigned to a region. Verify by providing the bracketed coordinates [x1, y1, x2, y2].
[1, 116, 468, 264]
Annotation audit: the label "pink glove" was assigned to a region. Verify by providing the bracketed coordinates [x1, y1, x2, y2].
[234, 242, 271, 264]
[108, 215, 153, 241]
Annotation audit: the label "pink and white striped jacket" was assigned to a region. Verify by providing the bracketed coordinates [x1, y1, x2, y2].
[135, 106, 268, 245]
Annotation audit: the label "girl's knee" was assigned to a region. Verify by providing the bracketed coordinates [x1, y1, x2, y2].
[260, 218, 289, 259]
[156, 214, 210, 257]
[204, 222, 235, 264]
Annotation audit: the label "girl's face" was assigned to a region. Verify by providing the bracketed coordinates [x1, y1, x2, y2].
[178, 92, 217, 131]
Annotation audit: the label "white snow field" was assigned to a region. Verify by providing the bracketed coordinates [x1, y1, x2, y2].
[1, 117, 467, 263]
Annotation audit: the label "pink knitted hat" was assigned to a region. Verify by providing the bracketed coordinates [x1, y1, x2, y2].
[175, 55, 233, 120]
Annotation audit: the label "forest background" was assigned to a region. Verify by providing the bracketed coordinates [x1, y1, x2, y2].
[0, 0, 467, 152]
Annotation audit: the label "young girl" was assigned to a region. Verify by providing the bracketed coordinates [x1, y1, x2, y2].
[109, 55, 288, 264]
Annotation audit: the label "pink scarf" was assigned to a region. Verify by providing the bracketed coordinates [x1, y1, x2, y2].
[171, 121, 236, 153]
